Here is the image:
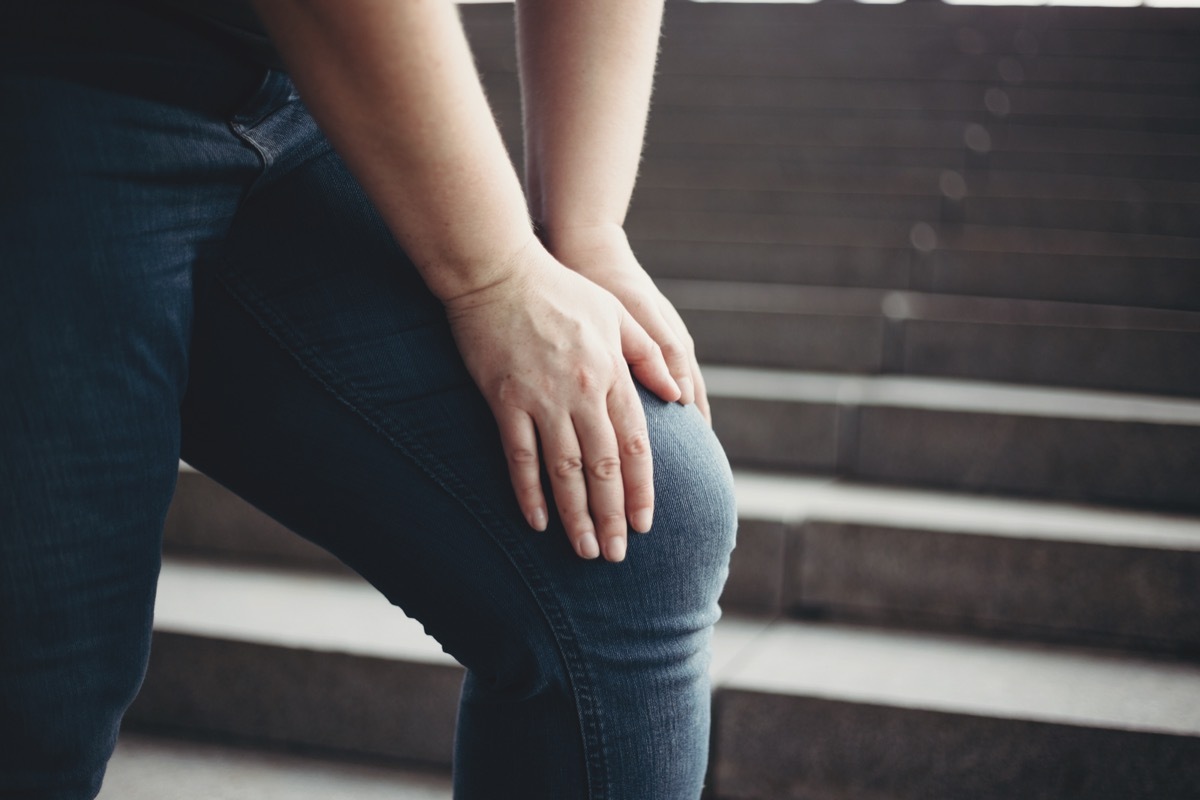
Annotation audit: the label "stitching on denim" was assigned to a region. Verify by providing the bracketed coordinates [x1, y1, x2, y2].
[215, 267, 612, 799]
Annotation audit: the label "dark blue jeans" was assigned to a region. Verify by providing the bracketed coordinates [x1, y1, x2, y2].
[0, 2, 737, 798]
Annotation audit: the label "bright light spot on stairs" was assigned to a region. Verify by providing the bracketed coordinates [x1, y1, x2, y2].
[881, 292, 914, 321]
[985, 88, 1011, 117]
[964, 123, 992, 154]
[939, 170, 968, 201]
[909, 223, 938, 254]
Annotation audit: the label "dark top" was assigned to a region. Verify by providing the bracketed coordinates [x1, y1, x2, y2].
[154, 0, 283, 69]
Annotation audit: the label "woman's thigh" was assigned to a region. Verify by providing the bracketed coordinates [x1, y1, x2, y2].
[0, 3, 264, 795]
[182, 147, 738, 800]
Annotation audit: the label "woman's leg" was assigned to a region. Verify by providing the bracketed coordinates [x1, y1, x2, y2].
[182, 144, 737, 799]
[0, 4, 264, 795]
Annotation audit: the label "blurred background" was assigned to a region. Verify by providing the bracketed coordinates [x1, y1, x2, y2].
[108, 0, 1200, 797]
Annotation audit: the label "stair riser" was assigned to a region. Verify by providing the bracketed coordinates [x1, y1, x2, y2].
[787, 522, 1200, 655]
[712, 691, 1200, 800]
[637, 242, 1200, 313]
[679, 308, 1200, 397]
[165, 472, 348, 573]
[712, 398, 1200, 511]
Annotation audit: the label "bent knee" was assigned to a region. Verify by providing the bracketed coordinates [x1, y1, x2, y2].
[645, 388, 737, 538]
[632, 388, 738, 613]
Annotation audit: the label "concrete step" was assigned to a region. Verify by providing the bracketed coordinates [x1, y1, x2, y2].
[627, 185, 1200, 238]
[126, 558, 770, 767]
[729, 471, 1200, 655]
[127, 559, 1200, 799]
[624, 209, 1200, 260]
[100, 732, 451, 800]
[630, 161, 1200, 205]
[661, 280, 1200, 397]
[706, 366, 1200, 511]
[635, 238, 1200, 313]
[712, 621, 1200, 800]
[166, 466, 1200, 655]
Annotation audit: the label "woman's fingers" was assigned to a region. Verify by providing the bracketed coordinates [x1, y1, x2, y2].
[657, 300, 711, 425]
[608, 377, 655, 534]
[625, 303, 694, 407]
[570, 397, 631, 562]
[620, 311, 680, 405]
[692, 355, 712, 426]
[495, 407, 548, 531]
[655, 323, 696, 408]
[446, 250, 663, 562]
[539, 414, 602, 560]
[506, 369, 648, 563]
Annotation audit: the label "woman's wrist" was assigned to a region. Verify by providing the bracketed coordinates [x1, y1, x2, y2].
[426, 229, 548, 307]
[537, 220, 641, 277]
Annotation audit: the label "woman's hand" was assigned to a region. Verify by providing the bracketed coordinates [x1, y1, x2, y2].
[543, 223, 711, 425]
[444, 241, 681, 563]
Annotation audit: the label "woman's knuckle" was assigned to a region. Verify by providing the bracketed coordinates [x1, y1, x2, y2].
[554, 455, 584, 478]
[588, 456, 622, 481]
[508, 446, 538, 466]
[598, 511, 627, 530]
[623, 431, 651, 458]
[573, 366, 597, 393]
[660, 340, 684, 361]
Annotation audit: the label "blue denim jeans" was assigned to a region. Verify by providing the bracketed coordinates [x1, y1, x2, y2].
[0, 2, 737, 798]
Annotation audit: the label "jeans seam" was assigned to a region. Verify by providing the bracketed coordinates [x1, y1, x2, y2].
[214, 267, 612, 799]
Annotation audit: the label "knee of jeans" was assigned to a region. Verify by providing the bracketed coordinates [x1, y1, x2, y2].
[448, 394, 736, 701]
[646, 390, 738, 574]
[602, 391, 739, 652]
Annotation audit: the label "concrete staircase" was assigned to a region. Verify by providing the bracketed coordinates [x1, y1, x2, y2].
[117, 2, 1200, 798]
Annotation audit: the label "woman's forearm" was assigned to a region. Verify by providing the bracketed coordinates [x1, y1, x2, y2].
[516, 0, 666, 246]
[515, 0, 709, 419]
[248, 0, 684, 562]
[250, 0, 535, 302]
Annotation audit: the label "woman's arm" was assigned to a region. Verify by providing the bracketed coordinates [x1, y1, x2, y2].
[517, 0, 710, 422]
[250, 0, 682, 562]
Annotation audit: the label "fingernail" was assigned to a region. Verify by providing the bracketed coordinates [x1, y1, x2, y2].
[530, 507, 547, 531]
[632, 509, 653, 533]
[677, 376, 694, 404]
[578, 532, 600, 559]
[605, 536, 626, 562]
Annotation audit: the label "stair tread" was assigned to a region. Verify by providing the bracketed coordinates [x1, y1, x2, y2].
[155, 559, 455, 666]
[153, 558, 772, 683]
[723, 620, 1200, 738]
[705, 364, 1200, 424]
[733, 470, 1200, 549]
[155, 560, 1200, 739]
[100, 733, 451, 800]
[660, 279, 1200, 331]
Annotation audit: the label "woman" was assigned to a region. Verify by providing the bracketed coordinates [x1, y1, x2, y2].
[0, 1, 738, 797]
